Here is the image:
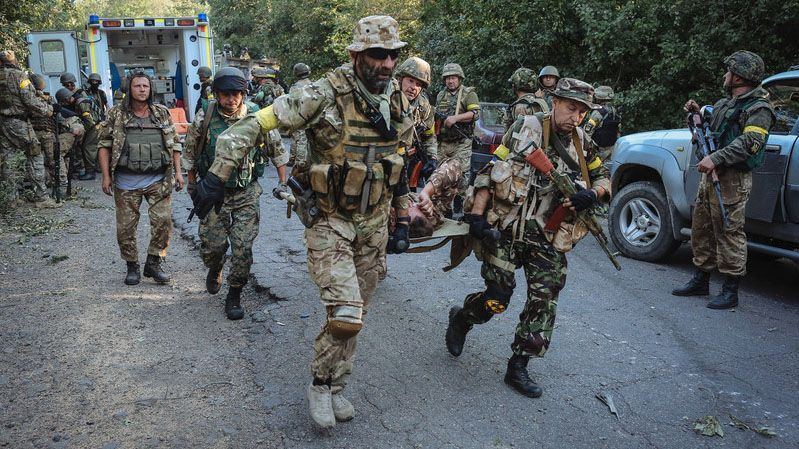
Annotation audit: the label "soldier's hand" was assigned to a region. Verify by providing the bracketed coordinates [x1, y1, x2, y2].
[190, 172, 225, 219]
[464, 213, 500, 241]
[272, 182, 288, 200]
[417, 191, 434, 217]
[444, 116, 458, 128]
[174, 172, 185, 192]
[684, 99, 700, 113]
[102, 176, 112, 196]
[565, 187, 597, 212]
[697, 155, 716, 173]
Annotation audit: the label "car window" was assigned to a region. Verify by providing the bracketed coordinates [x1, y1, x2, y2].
[766, 80, 799, 134]
[480, 105, 505, 127]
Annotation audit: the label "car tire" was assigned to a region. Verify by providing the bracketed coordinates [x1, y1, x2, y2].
[608, 181, 682, 262]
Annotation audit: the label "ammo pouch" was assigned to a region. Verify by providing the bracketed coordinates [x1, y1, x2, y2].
[547, 219, 589, 253]
[381, 152, 405, 187]
[309, 163, 336, 214]
[338, 160, 385, 212]
[119, 120, 168, 174]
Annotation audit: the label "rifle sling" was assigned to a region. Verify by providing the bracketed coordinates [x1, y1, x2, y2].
[548, 120, 591, 188]
[196, 100, 217, 177]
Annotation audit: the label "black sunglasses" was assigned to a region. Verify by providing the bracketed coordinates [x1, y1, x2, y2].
[365, 48, 400, 61]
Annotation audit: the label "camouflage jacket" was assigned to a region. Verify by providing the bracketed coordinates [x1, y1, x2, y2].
[419, 158, 461, 228]
[505, 93, 548, 129]
[98, 103, 182, 179]
[289, 78, 312, 94]
[58, 115, 84, 137]
[0, 66, 51, 118]
[435, 85, 480, 142]
[253, 79, 285, 108]
[708, 86, 775, 167]
[408, 93, 438, 159]
[184, 101, 288, 172]
[30, 91, 57, 132]
[209, 63, 413, 215]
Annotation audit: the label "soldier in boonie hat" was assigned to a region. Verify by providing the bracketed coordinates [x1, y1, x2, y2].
[551, 78, 600, 110]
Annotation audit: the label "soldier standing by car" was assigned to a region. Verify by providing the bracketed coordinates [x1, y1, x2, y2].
[98, 72, 184, 286]
[288, 63, 312, 165]
[435, 63, 479, 216]
[582, 85, 621, 162]
[506, 67, 550, 130]
[445, 78, 610, 398]
[535, 65, 560, 108]
[672, 51, 775, 309]
[396, 56, 438, 182]
[184, 67, 288, 320]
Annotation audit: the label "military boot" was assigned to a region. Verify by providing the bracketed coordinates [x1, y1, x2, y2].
[330, 386, 354, 422]
[445, 306, 472, 356]
[504, 354, 543, 398]
[707, 276, 740, 309]
[78, 171, 96, 181]
[307, 380, 335, 429]
[671, 268, 710, 296]
[224, 287, 244, 320]
[143, 254, 171, 284]
[206, 266, 223, 294]
[125, 262, 140, 285]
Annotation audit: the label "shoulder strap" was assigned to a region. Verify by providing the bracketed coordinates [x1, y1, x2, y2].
[455, 86, 463, 115]
[548, 120, 582, 174]
[196, 100, 217, 157]
[572, 130, 591, 188]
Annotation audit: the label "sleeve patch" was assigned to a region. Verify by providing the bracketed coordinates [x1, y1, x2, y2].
[587, 157, 602, 171]
[493, 144, 510, 161]
[19, 79, 31, 89]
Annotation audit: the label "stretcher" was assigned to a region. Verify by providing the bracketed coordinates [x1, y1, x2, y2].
[407, 218, 473, 271]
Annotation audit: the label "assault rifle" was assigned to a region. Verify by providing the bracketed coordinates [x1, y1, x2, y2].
[407, 125, 429, 190]
[687, 111, 729, 229]
[525, 148, 622, 271]
[434, 111, 476, 142]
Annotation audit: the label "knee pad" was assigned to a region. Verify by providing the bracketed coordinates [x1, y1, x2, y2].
[328, 305, 363, 340]
[482, 282, 512, 315]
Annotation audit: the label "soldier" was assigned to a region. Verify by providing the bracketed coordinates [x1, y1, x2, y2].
[408, 158, 462, 237]
[506, 68, 550, 130]
[445, 79, 611, 398]
[288, 63, 312, 165]
[98, 71, 184, 286]
[582, 86, 621, 162]
[85, 73, 109, 122]
[190, 15, 412, 429]
[435, 62, 479, 216]
[28, 75, 56, 188]
[61, 72, 98, 180]
[184, 67, 289, 320]
[672, 51, 775, 309]
[535, 65, 560, 108]
[195, 66, 214, 114]
[396, 57, 438, 188]
[54, 88, 85, 193]
[0, 50, 55, 207]
[251, 67, 285, 109]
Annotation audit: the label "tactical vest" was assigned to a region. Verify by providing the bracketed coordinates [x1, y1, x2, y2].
[0, 67, 26, 116]
[592, 105, 621, 147]
[710, 93, 771, 171]
[505, 94, 549, 129]
[74, 97, 93, 127]
[305, 69, 405, 215]
[118, 115, 169, 174]
[86, 89, 105, 122]
[196, 101, 264, 189]
[436, 86, 475, 141]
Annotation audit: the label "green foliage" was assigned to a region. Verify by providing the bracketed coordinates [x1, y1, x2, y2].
[0, 0, 75, 58]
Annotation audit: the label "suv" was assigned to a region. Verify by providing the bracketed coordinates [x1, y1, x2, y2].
[608, 68, 799, 262]
[470, 102, 508, 182]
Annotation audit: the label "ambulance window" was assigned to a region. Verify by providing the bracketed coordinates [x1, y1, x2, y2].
[39, 40, 66, 73]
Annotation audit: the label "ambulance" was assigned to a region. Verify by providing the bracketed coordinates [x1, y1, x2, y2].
[26, 13, 215, 124]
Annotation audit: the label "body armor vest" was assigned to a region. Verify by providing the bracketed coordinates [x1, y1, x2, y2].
[0, 68, 26, 116]
[86, 89, 105, 122]
[710, 93, 771, 171]
[436, 86, 475, 141]
[197, 101, 263, 189]
[118, 115, 169, 174]
[305, 69, 405, 215]
[505, 94, 549, 129]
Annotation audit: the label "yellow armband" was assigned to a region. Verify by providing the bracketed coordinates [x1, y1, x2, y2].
[743, 125, 768, 136]
[255, 105, 279, 131]
[19, 79, 30, 89]
[493, 144, 510, 161]
[587, 157, 602, 171]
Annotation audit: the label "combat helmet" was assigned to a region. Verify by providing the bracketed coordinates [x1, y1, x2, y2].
[293, 63, 310, 79]
[197, 66, 213, 79]
[212, 66, 248, 92]
[55, 88, 73, 104]
[29, 73, 47, 91]
[252, 67, 277, 79]
[724, 50, 765, 84]
[538, 65, 560, 82]
[508, 68, 537, 93]
[396, 57, 431, 88]
[594, 85, 615, 101]
[60, 73, 77, 85]
[88, 73, 102, 83]
[441, 63, 465, 80]
[347, 15, 406, 52]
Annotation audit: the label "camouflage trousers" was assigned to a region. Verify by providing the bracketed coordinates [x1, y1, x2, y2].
[438, 138, 472, 197]
[462, 223, 568, 357]
[81, 125, 98, 172]
[55, 132, 78, 189]
[290, 129, 308, 165]
[306, 204, 389, 388]
[1, 117, 38, 200]
[35, 130, 56, 187]
[199, 181, 262, 288]
[113, 178, 173, 262]
[25, 152, 48, 201]
[691, 170, 751, 277]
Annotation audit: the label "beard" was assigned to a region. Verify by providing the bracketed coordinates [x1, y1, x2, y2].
[357, 58, 392, 93]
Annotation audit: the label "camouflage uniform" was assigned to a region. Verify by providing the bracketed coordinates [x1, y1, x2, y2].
[204, 18, 412, 398]
[460, 79, 610, 358]
[289, 77, 312, 164]
[253, 78, 285, 109]
[99, 103, 181, 262]
[29, 90, 57, 191]
[184, 101, 288, 289]
[411, 158, 461, 231]
[0, 57, 52, 202]
[506, 68, 549, 129]
[71, 90, 98, 173]
[535, 66, 560, 109]
[56, 114, 84, 189]
[435, 66, 479, 199]
[582, 86, 621, 161]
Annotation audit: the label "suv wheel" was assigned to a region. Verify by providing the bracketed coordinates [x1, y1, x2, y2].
[608, 181, 682, 261]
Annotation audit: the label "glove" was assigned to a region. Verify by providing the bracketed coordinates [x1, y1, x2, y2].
[568, 188, 597, 212]
[272, 182, 288, 200]
[464, 214, 500, 241]
[420, 159, 438, 179]
[190, 172, 225, 220]
[187, 181, 197, 197]
[387, 223, 410, 254]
